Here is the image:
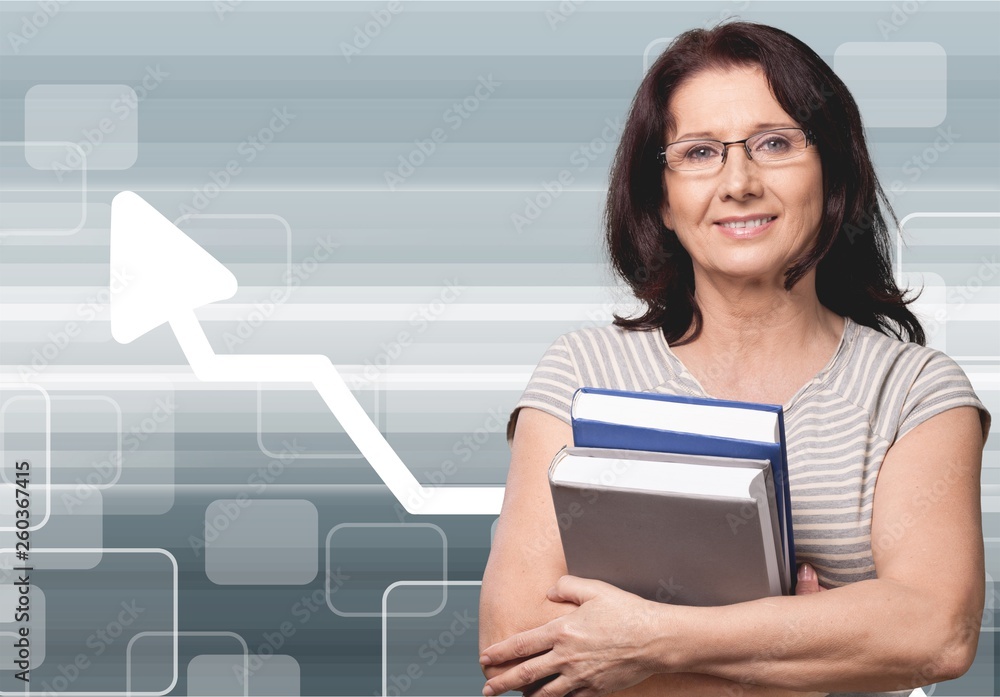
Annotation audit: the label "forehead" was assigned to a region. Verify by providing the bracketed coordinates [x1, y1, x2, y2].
[667, 65, 795, 141]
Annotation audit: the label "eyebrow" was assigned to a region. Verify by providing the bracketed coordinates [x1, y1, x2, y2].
[672, 122, 798, 141]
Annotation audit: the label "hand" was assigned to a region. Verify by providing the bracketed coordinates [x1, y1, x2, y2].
[795, 563, 827, 595]
[479, 575, 664, 697]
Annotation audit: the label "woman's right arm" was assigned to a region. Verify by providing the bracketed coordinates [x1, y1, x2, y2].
[478, 407, 827, 697]
[480, 406, 577, 653]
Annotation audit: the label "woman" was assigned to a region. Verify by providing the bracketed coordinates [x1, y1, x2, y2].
[478, 20, 991, 697]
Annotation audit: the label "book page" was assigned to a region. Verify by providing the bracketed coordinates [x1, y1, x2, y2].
[574, 391, 779, 442]
[552, 453, 759, 499]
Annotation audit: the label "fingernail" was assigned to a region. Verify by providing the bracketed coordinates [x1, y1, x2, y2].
[483, 686, 495, 696]
[479, 654, 492, 665]
[799, 564, 815, 582]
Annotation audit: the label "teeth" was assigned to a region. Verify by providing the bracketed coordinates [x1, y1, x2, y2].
[721, 217, 775, 229]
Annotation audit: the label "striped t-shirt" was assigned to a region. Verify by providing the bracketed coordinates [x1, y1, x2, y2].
[510, 315, 990, 585]
[507, 316, 991, 695]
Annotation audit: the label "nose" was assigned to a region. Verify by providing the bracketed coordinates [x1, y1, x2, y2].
[717, 142, 762, 201]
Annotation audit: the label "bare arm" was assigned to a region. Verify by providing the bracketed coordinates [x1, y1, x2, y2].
[479, 407, 587, 693]
[645, 406, 985, 691]
[479, 407, 828, 696]
[479, 406, 984, 695]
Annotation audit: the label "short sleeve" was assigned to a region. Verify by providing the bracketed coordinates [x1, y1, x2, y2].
[506, 335, 581, 447]
[896, 350, 991, 445]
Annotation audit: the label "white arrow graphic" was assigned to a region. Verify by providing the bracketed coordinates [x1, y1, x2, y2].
[110, 191, 505, 515]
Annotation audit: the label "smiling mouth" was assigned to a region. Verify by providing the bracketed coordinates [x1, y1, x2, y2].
[717, 216, 777, 229]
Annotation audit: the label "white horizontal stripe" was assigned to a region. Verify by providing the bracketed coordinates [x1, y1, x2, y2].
[787, 404, 864, 427]
[794, 501, 874, 516]
[0, 366, 539, 390]
[793, 549, 874, 561]
[820, 562, 877, 574]
[902, 303, 1000, 321]
[792, 490, 877, 502]
[788, 453, 867, 482]
[527, 378, 576, 398]
[533, 367, 577, 383]
[792, 440, 874, 459]
[0, 286, 627, 301]
[787, 402, 866, 423]
[794, 522, 874, 532]
[789, 460, 867, 478]
[795, 534, 871, 545]
[0, 303, 642, 322]
[792, 480, 870, 497]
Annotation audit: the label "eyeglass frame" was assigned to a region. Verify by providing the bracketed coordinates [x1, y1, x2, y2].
[656, 127, 817, 170]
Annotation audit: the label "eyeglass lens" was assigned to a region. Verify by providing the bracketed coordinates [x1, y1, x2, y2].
[664, 129, 809, 170]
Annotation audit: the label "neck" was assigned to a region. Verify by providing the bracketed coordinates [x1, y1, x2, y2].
[680, 269, 841, 357]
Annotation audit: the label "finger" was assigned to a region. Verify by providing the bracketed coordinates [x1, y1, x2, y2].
[481, 626, 553, 667]
[514, 673, 578, 697]
[482, 656, 559, 696]
[547, 574, 604, 604]
[539, 675, 580, 697]
[520, 672, 560, 697]
[795, 563, 826, 594]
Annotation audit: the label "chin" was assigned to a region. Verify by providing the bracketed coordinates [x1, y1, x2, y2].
[703, 260, 791, 284]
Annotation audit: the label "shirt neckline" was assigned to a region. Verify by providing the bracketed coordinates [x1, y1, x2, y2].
[656, 315, 855, 412]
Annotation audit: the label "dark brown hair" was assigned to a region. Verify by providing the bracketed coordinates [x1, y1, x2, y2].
[605, 20, 924, 345]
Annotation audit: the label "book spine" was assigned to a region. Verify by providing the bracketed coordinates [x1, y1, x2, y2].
[776, 410, 796, 591]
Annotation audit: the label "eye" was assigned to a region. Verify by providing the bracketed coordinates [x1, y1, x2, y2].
[754, 134, 793, 154]
[682, 142, 722, 162]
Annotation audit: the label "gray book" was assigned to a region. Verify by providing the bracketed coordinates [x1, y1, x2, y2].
[548, 445, 787, 607]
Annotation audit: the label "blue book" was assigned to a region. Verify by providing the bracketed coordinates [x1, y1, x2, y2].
[570, 386, 796, 594]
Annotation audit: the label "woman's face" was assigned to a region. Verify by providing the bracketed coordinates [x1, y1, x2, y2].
[660, 64, 824, 287]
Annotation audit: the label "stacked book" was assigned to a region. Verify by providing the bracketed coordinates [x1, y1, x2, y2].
[548, 387, 795, 607]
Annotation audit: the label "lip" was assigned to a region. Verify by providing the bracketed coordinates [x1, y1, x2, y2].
[713, 215, 777, 239]
[714, 214, 778, 224]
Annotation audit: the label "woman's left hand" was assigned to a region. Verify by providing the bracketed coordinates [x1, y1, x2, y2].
[479, 575, 666, 697]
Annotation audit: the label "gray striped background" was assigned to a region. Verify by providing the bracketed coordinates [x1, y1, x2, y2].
[0, 0, 997, 695]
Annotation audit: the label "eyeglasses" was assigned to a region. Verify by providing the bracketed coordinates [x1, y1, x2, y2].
[657, 127, 816, 172]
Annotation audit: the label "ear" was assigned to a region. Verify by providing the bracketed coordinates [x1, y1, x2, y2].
[660, 199, 674, 231]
